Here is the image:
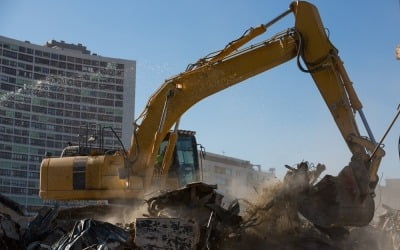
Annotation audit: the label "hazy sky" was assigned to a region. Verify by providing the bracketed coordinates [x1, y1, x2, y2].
[1, 0, 399, 181]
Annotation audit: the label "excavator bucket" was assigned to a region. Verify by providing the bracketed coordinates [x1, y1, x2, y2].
[297, 158, 375, 227]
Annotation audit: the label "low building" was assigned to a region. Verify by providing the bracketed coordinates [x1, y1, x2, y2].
[199, 152, 277, 199]
[375, 178, 400, 214]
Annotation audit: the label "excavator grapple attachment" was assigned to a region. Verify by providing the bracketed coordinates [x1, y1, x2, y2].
[298, 175, 374, 227]
[298, 158, 375, 227]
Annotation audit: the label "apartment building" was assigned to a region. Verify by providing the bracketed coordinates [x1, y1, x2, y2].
[0, 35, 135, 213]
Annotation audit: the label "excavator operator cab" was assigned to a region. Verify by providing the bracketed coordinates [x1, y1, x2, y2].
[156, 130, 200, 186]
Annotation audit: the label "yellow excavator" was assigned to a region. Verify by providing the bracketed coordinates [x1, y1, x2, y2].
[40, 1, 385, 228]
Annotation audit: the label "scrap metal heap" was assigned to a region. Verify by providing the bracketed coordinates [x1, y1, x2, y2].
[1, 161, 400, 250]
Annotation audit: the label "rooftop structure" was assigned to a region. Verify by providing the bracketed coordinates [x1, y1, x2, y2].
[44, 40, 91, 54]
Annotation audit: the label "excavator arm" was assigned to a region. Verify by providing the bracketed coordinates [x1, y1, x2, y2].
[128, 29, 299, 189]
[129, 1, 383, 190]
[40, 1, 384, 227]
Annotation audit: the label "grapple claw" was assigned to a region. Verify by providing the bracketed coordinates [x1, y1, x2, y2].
[298, 161, 375, 227]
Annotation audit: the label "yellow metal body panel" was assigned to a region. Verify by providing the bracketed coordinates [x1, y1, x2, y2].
[40, 189, 143, 201]
[40, 153, 144, 200]
[45, 157, 74, 191]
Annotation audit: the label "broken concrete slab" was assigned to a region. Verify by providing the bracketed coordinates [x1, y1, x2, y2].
[135, 217, 199, 250]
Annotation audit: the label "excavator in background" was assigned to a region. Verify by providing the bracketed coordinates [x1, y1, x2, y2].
[40, 1, 385, 228]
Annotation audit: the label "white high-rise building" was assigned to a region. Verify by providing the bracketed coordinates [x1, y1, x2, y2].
[0, 36, 135, 214]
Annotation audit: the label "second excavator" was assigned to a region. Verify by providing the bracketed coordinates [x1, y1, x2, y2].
[40, 1, 385, 228]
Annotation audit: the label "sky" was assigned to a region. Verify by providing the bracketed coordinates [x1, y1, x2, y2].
[0, 0, 399, 181]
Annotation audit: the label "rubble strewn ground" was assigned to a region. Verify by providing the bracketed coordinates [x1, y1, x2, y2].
[1, 164, 400, 249]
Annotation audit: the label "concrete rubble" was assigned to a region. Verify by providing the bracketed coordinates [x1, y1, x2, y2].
[0, 162, 399, 249]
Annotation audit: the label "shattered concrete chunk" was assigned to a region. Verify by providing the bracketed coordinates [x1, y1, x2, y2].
[0, 193, 24, 217]
[0, 213, 20, 240]
[23, 206, 59, 244]
[135, 217, 199, 250]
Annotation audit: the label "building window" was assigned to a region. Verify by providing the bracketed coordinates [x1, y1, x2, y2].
[28, 189, 39, 195]
[116, 86, 123, 92]
[33, 73, 45, 80]
[28, 172, 39, 178]
[11, 187, 26, 195]
[18, 46, 26, 53]
[35, 50, 43, 56]
[215, 166, 226, 174]
[18, 54, 33, 62]
[35, 57, 49, 65]
[0, 186, 10, 193]
[2, 66, 16, 76]
[98, 99, 113, 106]
[3, 50, 17, 59]
[11, 170, 27, 178]
[0, 152, 12, 159]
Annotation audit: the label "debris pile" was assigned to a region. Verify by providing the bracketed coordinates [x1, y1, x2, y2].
[52, 219, 131, 249]
[377, 204, 400, 249]
[0, 193, 26, 249]
[0, 183, 243, 249]
[0, 193, 136, 249]
[0, 212, 23, 249]
[142, 182, 242, 249]
[346, 204, 400, 250]
[1, 162, 400, 249]
[233, 161, 345, 250]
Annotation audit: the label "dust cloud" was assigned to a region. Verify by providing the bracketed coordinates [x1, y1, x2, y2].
[100, 203, 148, 225]
[56, 201, 149, 226]
[219, 162, 400, 250]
